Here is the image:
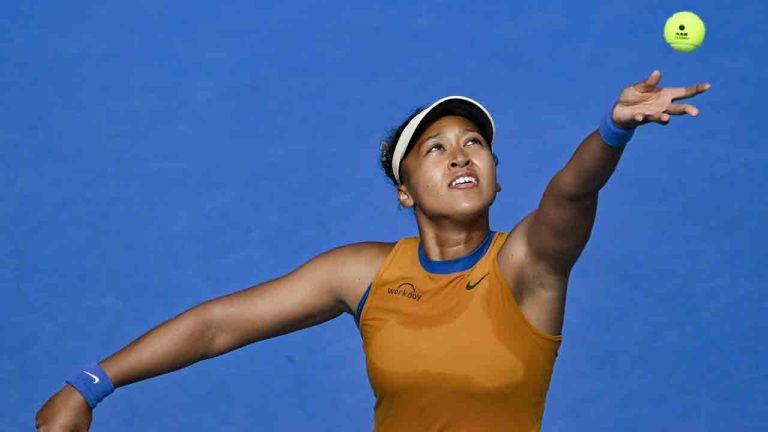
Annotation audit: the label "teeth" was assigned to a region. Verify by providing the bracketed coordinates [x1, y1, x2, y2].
[451, 176, 477, 187]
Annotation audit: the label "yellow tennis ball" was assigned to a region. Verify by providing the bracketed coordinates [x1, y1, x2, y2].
[664, 11, 706, 52]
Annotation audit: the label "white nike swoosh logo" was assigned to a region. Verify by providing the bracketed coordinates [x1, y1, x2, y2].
[83, 371, 100, 384]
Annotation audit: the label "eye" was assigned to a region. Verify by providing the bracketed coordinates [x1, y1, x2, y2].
[427, 143, 444, 153]
[466, 137, 484, 146]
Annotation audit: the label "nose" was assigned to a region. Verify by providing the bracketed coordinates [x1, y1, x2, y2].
[449, 150, 471, 169]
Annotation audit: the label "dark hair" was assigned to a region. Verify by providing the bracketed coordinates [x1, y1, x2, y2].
[379, 106, 426, 187]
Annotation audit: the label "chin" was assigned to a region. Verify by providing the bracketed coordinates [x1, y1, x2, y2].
[449, 200, 491, 218]
[458, 192, 495, 210]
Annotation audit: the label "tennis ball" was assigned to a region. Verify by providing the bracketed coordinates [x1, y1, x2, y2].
[664, 11, 706, 52]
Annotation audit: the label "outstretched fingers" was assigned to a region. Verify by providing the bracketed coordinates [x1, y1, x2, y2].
[665, 103, 700, 116]
[633, 102, 700, 125]
[634, 112, 671, 125]
[670, 82, 712, 101]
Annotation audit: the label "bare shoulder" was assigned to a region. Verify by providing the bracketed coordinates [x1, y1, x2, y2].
[317, 241, 396, 314]
[496, 211, 536, 295]
[498, 211, 570, 295]
[497, 211, 569, 336]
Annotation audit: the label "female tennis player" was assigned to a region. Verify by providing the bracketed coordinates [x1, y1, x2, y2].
[36, 70, 710, 431]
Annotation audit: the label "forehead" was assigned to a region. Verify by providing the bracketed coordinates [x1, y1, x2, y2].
[414, 115, 479, 144]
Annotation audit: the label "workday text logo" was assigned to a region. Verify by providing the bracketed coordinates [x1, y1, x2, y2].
[387, 282, 422, 301]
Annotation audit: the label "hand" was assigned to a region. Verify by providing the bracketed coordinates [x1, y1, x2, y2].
[612, 70, 711, 129]
[35, 385, 93, 431]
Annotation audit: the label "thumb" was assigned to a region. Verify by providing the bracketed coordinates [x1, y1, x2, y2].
[634, 70, 661, 92]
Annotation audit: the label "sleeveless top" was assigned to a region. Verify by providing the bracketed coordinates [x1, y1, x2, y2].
[356, 231, 562, 431]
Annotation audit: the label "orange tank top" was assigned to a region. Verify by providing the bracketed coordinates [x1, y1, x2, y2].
[357, 231, 562, 431]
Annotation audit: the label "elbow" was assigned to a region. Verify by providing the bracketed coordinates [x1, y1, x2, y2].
[183, 303, 220, 360]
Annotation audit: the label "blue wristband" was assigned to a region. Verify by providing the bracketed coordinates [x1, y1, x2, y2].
[65, 363, 115, 409]
[599, 102, 636, 148]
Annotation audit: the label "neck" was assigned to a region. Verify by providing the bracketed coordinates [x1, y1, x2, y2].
[414, 209, 491, 261]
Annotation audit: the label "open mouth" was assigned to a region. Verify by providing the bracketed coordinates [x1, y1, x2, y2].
[449, 175, 478, 189]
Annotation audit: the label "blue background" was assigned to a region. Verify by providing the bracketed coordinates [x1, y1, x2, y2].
[3, 1, 766, 430]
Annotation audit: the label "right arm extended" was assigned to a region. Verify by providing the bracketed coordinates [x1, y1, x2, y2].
[36, 242, 383, 430]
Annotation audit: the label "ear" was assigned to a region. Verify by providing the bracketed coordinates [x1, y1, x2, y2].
[397, 185, 415, 208]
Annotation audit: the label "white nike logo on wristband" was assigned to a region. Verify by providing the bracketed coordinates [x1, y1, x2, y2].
[83, 371, 100, 384]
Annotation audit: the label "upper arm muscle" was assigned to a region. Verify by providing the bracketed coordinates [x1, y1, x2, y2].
[202, 242, 389, 356]
[527, 175, 598, 275]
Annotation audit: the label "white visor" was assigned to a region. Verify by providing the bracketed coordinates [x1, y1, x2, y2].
[391, 96, 495, 184]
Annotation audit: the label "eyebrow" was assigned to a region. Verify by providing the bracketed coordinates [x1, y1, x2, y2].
[419, 132, 443, 150]
[419, 128, 484, 152]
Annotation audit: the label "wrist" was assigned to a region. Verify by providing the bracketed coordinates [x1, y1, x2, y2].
[62, 384, 93, 408]
[65, 363, 115, 409]
[599, 103, 636, 148]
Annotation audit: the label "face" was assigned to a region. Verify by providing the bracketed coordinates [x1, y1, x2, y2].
[398, 115, 497, 219]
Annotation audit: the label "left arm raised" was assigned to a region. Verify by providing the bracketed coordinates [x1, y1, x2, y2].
[527, 129, 622, 275]
[526, 70, 712, 276]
